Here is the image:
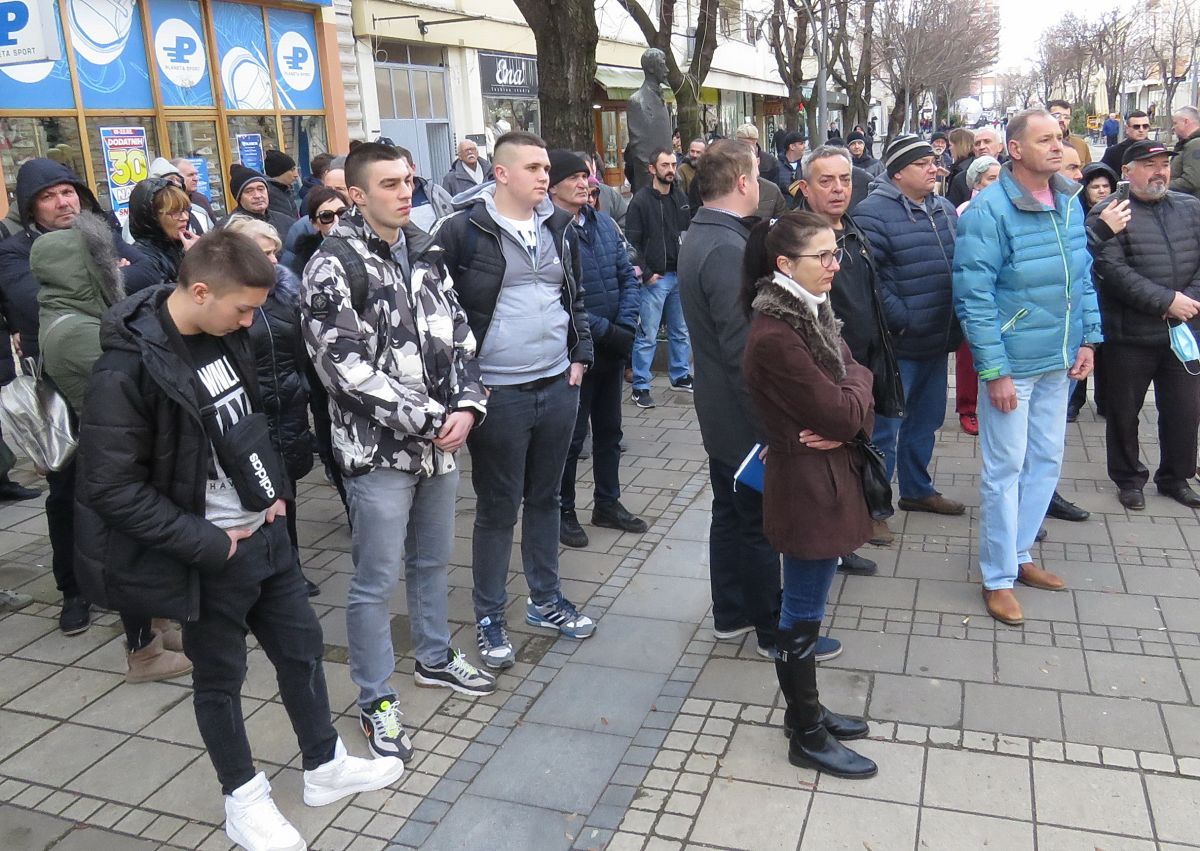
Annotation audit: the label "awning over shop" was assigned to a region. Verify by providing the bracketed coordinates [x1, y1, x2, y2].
[704, 70, 787, 98]
[595, 65, 645, 99]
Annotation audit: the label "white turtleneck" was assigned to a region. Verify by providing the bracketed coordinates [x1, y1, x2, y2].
[772, 271, 827, 317]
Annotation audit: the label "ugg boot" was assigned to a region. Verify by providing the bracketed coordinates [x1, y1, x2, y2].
[776, 622, 869, 741]
[126, 632, 193, 684]
[775, 620, 877, 778]
[151, 617, 184, 652]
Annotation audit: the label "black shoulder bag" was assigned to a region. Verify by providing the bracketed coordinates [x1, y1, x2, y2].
[856, 431, 893, 520]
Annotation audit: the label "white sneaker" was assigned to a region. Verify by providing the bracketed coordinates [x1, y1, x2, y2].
[302, 737, 404, 807]
[224, 772, 306, 851]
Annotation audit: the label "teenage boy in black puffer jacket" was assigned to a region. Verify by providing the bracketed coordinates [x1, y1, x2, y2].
[74, 229, 404, 851]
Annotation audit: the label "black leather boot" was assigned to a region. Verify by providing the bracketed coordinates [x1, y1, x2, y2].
[775, 621, 877, 778]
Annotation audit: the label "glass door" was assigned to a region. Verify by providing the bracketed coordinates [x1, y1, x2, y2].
[168, 119, 227, 217]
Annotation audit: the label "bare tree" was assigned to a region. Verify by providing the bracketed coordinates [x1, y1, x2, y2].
[764, 0, 816, 134]
[874, 0, 999, 135]
[613, 0, 720, 143]
[511, 0, 600, 148]
[827, 0, 877, 129]
[1135, 0, 1197, 118]
[1094, 8, 1133, 114]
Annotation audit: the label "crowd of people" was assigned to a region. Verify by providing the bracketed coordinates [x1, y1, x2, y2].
[0, 97, 1198, 848]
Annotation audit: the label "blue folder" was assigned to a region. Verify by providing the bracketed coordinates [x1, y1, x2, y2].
[733, 443, 765, 492]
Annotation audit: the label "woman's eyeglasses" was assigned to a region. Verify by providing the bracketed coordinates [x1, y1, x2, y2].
[315, 208, 347, 224]
[795, 248, 844, 270]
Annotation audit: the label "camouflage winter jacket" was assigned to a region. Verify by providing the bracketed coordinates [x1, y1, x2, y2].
[300, 213, 487, 478]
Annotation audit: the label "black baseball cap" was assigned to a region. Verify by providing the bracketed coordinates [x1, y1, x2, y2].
[1123, 139, 1178, 166]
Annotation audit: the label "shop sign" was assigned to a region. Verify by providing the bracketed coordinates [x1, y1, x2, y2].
[479, 52, 537, 99]
[150, 0, 213, 107]
[213, 1, 274, 110]
[237, 133, 264, 172]
[267, 8, 322, 110]
[100, 126, 149, 226]
[0, 0, 60, 66]
[0, 0, 72, 108]
[68, 0, 154, 108]
[187, 156, 211, 200]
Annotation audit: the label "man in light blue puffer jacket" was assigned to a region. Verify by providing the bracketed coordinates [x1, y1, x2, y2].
[953, 109, 1103, 627]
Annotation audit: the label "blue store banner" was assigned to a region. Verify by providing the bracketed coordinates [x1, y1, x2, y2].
[149, 0, 213, 107]
[237, 133, 264, 172]
[267, 8, 323, 111]
[0, 0, 74, 110]
[100, 126, 149, 226]
[67, 0, 153, 109]
[212, 1, 273, 110]
[188, 156, 211, 200]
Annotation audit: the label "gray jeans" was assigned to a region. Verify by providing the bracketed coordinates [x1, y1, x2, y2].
[467, 373, 579, 621]
[345, 467, 458, 709]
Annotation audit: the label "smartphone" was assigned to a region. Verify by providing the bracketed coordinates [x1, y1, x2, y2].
[1115, 180, 1130, 203]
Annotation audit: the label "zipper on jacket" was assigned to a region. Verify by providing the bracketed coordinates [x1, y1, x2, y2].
[1001, 307, 1031, 334]
[925, 206, 956, 351]
[1048, 210, 1072, 367]
[259, 306, 286, 456]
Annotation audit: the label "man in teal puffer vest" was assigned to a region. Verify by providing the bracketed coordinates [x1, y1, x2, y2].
[953, 109, 1104, 627]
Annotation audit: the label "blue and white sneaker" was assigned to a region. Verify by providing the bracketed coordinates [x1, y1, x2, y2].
[526, 595, 596, 639]
[476, 616, 515, 670]
[815, 635, 843, 663]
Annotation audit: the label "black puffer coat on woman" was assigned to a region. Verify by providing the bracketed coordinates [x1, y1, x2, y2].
[247, 264, 316, 480]
[128, 178, 185, 290]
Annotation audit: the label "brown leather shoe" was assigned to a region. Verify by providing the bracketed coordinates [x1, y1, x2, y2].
[869, 519, 894, 546]
[1017, 562, 1066, 591]
[898, 493, 965, 515]
[983, 588, 1024, 625]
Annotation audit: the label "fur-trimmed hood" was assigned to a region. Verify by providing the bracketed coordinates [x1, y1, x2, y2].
[751, 275, 846, 381]
[31, 210, 126, 318]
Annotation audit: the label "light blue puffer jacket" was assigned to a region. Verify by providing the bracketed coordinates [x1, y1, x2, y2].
[953, 166, 1102, 380]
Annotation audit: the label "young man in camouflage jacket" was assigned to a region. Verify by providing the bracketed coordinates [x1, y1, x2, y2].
[301, 144, 493, 767]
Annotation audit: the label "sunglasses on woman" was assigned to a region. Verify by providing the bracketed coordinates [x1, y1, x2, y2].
[315, 208, 347, 224]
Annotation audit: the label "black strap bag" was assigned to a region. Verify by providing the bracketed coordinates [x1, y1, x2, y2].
[200, 409, 287, 513]
[856, 431, 893, 520]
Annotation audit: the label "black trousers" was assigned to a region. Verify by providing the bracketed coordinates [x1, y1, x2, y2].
[1102, 341, 1200, 490]
[560, 356, 624, 513]
[707, 456, 781, 648]
[183, 519, 336, 795]
[45, 459, 78, 599]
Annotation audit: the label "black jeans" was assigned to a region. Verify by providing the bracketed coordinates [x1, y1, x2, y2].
[1102, 341, 1200, 491]
[183, 519, 336, 794]
[45, 459, 78, 599]
[707, 456, 781, 647]
[560, 356, 624, 513]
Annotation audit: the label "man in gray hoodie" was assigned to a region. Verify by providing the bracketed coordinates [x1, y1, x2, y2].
[435, 131, 596, 670]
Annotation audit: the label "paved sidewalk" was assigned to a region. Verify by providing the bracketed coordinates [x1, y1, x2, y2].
[2, 372, 1200, 850]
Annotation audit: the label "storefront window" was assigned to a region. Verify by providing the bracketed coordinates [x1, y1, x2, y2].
[1, 118, 86, 209]
[168, 120, 227, 217]
[484, 99, 541, 138]
[281, 116, 329, 178]
[84, 117, 159, 214]
[228, 116, 280, 164]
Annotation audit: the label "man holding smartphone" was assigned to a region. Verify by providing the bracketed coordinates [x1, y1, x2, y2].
[1087, 139, 1200, 510]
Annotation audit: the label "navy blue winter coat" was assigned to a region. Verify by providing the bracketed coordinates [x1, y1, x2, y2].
[852, 180, 960, 360]
[574, 205, 639, 349]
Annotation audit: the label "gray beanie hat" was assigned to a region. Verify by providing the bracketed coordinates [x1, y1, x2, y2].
[966, 156, 1001, 189]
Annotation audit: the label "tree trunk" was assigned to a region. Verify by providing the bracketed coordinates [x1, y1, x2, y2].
[786, 84, 805, 131]
[676, 85, 704, 147]
[512, 0, 599, 150]
[887, 89, 908, 137]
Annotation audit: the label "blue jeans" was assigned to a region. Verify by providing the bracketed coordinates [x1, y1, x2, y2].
[468, 373, 579, 621]
[977, 370, 1069, 589]
[344, 467, 459, 708]
[632, 272, 691, 389]
[779, 556, 839, 629]
[872, 356, 948, 500]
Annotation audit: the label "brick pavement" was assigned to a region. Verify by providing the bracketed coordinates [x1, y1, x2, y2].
[2, 371, 1200, 850]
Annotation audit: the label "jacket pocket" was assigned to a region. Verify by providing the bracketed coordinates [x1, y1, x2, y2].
[1000, 307, 1031, 335]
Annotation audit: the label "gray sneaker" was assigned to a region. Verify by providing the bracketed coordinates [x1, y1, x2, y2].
[476, 616, 515, 670]
[415, 649, 497, 696]
[0, 589, 32, 614]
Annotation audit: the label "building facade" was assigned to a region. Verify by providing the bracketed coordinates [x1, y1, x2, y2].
[0, 0, 348, 218]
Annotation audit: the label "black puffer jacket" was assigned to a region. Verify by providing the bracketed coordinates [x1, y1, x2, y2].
[248, 265, 315, 481]
[129, 178, 185, 289]
[1087, 190, 1200, 346]
[74, 286, 291, 619]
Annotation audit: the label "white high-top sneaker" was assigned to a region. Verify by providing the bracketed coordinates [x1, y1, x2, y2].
[224, 772, 306, 851]
[302, 737, 405, 807]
